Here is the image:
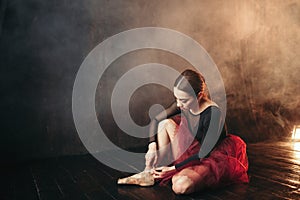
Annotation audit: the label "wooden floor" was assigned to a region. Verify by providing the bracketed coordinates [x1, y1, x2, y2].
[1, 141, 300, 200]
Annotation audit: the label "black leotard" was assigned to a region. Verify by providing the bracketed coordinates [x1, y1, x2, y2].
[149, 101, 227, 169]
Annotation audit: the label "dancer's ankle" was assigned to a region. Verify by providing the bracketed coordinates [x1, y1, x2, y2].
[144, 166, 153, 172]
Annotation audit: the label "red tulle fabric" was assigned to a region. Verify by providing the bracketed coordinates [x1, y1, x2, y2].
[158, 115, 249, 189]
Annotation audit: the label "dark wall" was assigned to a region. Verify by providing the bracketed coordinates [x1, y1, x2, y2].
[1, 0, 299, 163]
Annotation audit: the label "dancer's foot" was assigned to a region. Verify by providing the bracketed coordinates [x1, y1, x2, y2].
[117, 171, 155, 186]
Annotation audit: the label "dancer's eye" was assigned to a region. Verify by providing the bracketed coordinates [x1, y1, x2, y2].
[175, 98, 188, 104]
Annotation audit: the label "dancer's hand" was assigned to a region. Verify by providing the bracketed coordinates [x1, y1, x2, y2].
[153, 166, 176, 179]
[145, 142, 158, 169]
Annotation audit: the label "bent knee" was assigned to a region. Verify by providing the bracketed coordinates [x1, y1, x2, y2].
[172, 175, 194, 194]
[158, 119, 177, 136]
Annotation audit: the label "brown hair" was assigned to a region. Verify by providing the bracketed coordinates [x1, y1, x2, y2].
[174, 69, 206, 96]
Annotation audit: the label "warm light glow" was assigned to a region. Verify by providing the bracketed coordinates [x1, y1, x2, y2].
[292, 125, 300, 140]
[293, 142, 300, 160]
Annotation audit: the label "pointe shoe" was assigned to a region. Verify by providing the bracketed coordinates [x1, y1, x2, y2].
[117, 171, 155, 186]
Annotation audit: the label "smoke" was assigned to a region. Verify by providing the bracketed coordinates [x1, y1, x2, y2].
[1, 0, 299, 162]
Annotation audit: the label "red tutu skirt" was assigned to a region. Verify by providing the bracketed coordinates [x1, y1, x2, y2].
[158, 115, 249, 189]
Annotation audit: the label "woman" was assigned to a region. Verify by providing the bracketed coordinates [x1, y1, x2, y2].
[118, 69, 249, 194]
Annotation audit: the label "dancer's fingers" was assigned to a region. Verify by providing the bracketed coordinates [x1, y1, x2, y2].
[155, 166, 164, 171]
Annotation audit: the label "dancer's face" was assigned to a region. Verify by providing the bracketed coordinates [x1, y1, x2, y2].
[173, 87, 199, 111]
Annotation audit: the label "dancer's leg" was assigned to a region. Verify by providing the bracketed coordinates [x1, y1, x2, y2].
[156, 119, 178, 166]
[144, 119, 178, 170]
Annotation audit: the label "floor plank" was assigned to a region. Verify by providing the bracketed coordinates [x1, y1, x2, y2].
[1, 141, 300, 199]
